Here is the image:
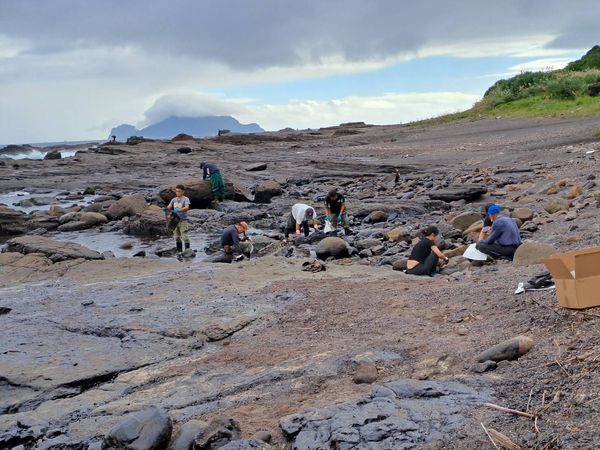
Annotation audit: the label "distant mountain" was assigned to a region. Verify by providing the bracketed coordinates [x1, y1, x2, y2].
[565, 45, 600, 71]
[109, 116, 264, 141]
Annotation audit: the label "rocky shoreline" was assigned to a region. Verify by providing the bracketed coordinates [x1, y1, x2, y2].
[1, 116, 600, 449]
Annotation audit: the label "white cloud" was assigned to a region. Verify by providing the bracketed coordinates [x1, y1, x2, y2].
[509, 58, 572, 72]
[142, 91, 480, 131]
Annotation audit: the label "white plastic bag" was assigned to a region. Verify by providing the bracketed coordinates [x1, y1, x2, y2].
[323, 220, 334, 233]
[463, 243, 488, 261]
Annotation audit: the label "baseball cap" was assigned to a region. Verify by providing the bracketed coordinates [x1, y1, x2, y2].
[305, 208, 314, 218]
[487, 204, 501, 215]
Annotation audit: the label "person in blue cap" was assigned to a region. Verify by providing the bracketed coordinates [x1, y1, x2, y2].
[476, 204, 522, 260]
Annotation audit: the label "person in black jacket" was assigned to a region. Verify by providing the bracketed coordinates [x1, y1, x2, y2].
[406, 226, 449, 276]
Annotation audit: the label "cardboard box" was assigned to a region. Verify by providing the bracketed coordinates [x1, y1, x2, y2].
[544, 247, 600, 309]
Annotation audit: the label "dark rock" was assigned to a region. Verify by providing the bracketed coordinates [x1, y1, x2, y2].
[428, 184, 487, 202]
[471, 360, 497, 373]
[588, 82, 600, 97]
[450, 212, 482, 231]
[280, 379, 491, 449]
[172, 133, 194, 142]
[477, 336, 534, 363]
[0, 205, 31, 235]
[124, 210, 168, 237]
[392, 259, 408, 271]
[354, 238, 382, 250]
[83, 187, 96, 195]
[365, 210, 388, 223]
[315, 237, 349, 260]
[157, 178, 250, 208]
[253, 180, 283, 204]
[0, 307, 11, 315]
[246, 163, 268, 172]
[192, 416, 241, 449]
[133, 250, 146, 258]
[102, 406, 172, 450]
[43, 150, 62, 160]
[177, 147, 192, 154]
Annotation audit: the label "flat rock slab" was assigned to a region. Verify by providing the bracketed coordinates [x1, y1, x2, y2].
[428, 184, 487, 202]
[280, 379, 491, 449]
[6, 235, 102, 261]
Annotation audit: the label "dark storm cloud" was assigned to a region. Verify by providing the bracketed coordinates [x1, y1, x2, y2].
[1, 0, 598, 69]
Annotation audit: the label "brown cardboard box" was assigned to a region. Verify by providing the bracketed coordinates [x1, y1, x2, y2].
[544, 247, 600, 309]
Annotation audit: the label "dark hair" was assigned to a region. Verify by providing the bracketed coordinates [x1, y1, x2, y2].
[421, 226, 439, 237]
[328, 189, 338, 197]
[199, 162, 205, 168]
[175, 184, 185, 190]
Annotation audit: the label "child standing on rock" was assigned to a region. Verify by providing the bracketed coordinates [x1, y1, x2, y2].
[166, 184, 191, 253]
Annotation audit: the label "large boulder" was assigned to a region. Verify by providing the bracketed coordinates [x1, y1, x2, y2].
[254, 180, 283, 204]
[107, 194, 147, 220]
[544, 197, 570, 214]
[6, 235, 102, 261]
[513, 242, 558, 266]
[124, 209, 168, 237]
[157, 178, 250, 208]
[47, 205, 67, 217]
[0, 205, 31, 235]
[449, 212, 483, 231]
[364, 210, 388, 223]
[102, 406, 172, 450]
[428, 184, 487, 202]
[316, 237, 349, 260]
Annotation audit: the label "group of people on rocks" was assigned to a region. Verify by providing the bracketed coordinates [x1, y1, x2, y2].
[166, 162, 522, 272]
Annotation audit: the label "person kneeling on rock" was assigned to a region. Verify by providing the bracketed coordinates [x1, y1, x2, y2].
[406, 226, 449, 276]
[476, 204, 522, 260]
[285, 203, 319, 239]
[221, 221, 251, 260]
[166, 184, 191, 253]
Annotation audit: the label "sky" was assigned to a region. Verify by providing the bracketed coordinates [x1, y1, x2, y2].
[0, 0, 598, 143]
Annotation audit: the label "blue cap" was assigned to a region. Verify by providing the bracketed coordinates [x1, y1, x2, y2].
[487, 204, 501, 215]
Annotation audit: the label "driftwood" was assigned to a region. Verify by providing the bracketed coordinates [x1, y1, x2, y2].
[488, 428, 521, 450]
[483, 402, 536, 419]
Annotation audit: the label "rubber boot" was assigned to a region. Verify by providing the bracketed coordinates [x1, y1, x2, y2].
[176, 241, 182, 253]
[184, 242, 190, 250]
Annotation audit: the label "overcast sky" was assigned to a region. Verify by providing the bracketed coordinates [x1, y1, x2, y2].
[0, 0, 598, 143]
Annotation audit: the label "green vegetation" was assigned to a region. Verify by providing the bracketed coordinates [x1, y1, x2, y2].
[412, 46, 600, 126]
[594, 126, 600, 138]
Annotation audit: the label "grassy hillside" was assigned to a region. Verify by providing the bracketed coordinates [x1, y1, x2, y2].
[415, 46, 600, 125]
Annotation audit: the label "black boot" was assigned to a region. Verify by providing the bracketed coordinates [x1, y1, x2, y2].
[176, 241, 182, 253]
[184, 242, 190, 250]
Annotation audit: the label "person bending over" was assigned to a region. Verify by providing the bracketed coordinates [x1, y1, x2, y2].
[324, 189, 349, 232]
[285, 203, 319, 238]
[200, 161, 226, 202]
[476, 204, 521, 260]
[406, 226, 449, 276]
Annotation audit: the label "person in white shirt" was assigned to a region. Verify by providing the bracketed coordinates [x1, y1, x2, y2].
[285, 203, 319, 238]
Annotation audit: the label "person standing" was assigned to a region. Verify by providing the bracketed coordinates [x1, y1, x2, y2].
[324, 189, 349, 232]
[166, 184, 191, 253]
[476, 204, 522, 260]
[200, 162, 226, 202]
[285, 203, 319, 238]
[406, 226, 449, 276]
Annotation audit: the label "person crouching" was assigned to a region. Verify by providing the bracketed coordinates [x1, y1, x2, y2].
[406, 226, 449, 276]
